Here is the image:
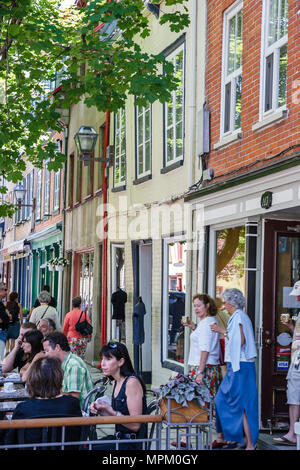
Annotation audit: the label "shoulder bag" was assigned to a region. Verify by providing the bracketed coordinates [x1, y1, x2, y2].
[75, 311, 93, 337]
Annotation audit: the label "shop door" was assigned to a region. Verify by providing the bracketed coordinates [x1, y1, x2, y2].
[262, 219, 300, 428]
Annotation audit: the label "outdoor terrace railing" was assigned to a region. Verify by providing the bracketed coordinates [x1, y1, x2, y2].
[0, 414, 163, 451]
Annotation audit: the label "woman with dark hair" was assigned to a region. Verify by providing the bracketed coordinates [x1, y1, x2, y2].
[5, 357, 82, 446]
[19, 329, 44, 382]
[90, 341, 147, 450]
[5, 291, 23, 353]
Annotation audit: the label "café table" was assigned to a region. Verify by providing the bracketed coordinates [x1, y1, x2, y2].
[0, 401, 23, 413]
[0, 387, 29, 401]
[0, 374, 24, 385]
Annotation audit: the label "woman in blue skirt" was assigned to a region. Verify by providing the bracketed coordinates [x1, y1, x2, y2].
[211, 288, 259, 450]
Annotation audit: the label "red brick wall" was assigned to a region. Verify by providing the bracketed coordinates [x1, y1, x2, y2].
[206, 0, 300, 183]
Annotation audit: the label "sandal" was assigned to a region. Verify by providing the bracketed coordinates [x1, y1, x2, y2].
[171, 440, 187, 448]
[211, 439, 228, 449]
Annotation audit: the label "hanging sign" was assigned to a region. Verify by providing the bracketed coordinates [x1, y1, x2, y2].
[261, 191, 273, 209]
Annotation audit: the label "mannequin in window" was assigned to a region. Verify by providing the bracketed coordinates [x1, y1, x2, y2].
[111, 287, 127, 342]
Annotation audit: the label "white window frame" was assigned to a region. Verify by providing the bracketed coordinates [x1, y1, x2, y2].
[35, 168, 42, 221]
[162, 235, 187, 366]
[259, 0, 288, 119]
[135, 103, 152, 179]
[43, 160, 51, 216]
[164, 44, 185, 166]
[220, 0, 243, 139]
[53, 141, 62, 212]
[114, 108, 126, 188]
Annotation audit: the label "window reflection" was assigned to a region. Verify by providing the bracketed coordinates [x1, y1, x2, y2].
[167, 241, 186, 363]
[80, 252, 94, 319]
[216, 226, 245, 297]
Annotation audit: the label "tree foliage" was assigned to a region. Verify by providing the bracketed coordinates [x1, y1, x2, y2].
[0, 0, 189, 216]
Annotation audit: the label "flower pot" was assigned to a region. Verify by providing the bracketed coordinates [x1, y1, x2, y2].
[160, 397, 209, 423]
[55, 265, 65, 272]
[48, 266, 55, 272]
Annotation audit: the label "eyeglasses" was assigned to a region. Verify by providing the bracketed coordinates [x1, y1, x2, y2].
[107, 341, 118, 349]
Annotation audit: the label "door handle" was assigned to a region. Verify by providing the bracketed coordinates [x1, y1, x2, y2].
[265, 338, 272, 346]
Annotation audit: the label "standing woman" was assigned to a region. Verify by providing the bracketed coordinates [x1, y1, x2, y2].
[181, 293, 224, 448]
[183, 294, 222, 396]
[62, 296, 91, 359]
[6, 291, 23, 354]
[90, 341, 147, 450]
[211, 288, 258, 450]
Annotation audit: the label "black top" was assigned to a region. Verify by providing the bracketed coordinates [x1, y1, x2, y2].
[13, 348, 28, 371]
[111, 289, 127, 320]
[111, 375, 147, 438]
[5, 395, 82, 446]
[6, 301, 20, 324]
[0, 301, 9, 331]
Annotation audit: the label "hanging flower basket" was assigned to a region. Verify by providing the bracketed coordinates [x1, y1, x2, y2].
[55, 265, 65, 272]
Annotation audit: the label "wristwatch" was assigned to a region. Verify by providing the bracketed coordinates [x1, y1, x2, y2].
[115, 411, 122, 417]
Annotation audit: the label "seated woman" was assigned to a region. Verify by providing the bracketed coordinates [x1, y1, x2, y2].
[5, 356, 82, 447]
[19, 330, 44, 382]
[90, 341, 147, 450]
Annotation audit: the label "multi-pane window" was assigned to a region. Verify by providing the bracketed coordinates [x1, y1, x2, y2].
[35, 168, 42, 221]
[165, 44, 184, 165]
[222, 2, 243, 135]
[263, 0, 288, 113]
[43, 161, 51, 216]
[114, 109, 126, 187]
[136, 104, 151, 178]
[53, 141, 61, 212]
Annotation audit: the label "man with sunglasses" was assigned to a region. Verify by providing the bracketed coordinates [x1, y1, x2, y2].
[0, 283, 9, 361]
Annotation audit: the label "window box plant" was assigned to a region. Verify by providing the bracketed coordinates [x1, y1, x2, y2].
[157, 373, 211, 423]
[47, 259, 57, 271]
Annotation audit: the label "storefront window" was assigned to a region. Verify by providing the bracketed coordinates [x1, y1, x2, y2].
[216, 226, 245, 298]
[79, 252, 94, 320]
[165, 240, 186, 364]
[275, 236, 300, 372]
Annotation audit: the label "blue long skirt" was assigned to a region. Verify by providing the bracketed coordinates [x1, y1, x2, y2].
[215, 362, 259, 445]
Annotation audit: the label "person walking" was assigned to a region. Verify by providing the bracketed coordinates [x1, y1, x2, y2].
[273, 280, 300, 446]
[5, 291, 23, 354]
[62, 296, 91, 359]
[0, 283, 10, 361]
[30, 291, 61, 330]
[211, 288, 258, 450]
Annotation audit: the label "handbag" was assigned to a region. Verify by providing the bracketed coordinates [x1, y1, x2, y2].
[75, 311, 93, 337]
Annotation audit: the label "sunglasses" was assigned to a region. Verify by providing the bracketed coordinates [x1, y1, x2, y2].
[107, 341, 118, 349]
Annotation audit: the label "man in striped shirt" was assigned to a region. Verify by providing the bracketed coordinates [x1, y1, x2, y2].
[43, 331, 93, 408]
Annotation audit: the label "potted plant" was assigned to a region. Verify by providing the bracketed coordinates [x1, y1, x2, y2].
[157, 373, 211, 423]
[47, 259, 57, 272]
[55, 257, 69, 271]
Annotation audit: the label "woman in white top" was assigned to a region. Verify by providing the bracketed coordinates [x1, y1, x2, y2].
[181, 293, 224, 448]
[183, 293, 222, 395]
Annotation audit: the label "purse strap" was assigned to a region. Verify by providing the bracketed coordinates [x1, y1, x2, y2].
[37, 305, 50, 327]
[76, 311, 86, 325]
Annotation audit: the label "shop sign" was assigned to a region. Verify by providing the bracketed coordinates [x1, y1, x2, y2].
[261, 191, 273, 209]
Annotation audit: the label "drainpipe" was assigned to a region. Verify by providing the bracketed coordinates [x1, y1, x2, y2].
[100, 109, 110, 347]
[184, 0, 197, 375]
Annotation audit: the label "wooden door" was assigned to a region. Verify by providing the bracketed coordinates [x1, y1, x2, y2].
[262, 219, 300, 428]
